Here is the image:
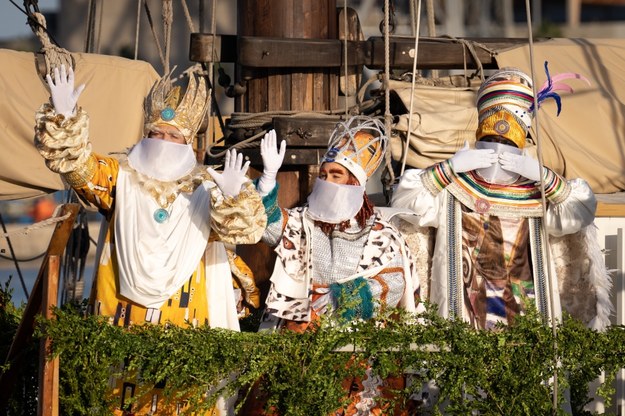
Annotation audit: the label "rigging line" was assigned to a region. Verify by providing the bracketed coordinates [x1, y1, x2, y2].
[383, 0, 395, 188]
[180, 0, 196, 33]
[14, 0, 62, 47]
[31, 12, 73, 75]
[399, 0, 422, 178]
[343, 1, 347, 115]
[343, 0, 349, 116]
[96, 0, 104, 54]
[524, 0, 559, 412]
[134, 0, 142, 60]
[0, 211, 28, 300]
[205, 0, 218, 156]
[201, 63, 226, 143]
[144, 0, 167, 73]
[85, 0, 96, 53]
[0, 252, 46, 263]
[425, 0, 437, 79]
[162, 0, 174, 75]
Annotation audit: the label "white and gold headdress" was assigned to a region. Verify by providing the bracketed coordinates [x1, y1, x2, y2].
[321, 116, 388, 186]
[143, 69, 209, 144]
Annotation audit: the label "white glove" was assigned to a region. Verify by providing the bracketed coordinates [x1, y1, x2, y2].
[449, 141, 498, 173]
[207, 148, 251, 198]
[45, 65, 85, 118]
[258, 129, 287, 196]
[499, 151, 542, 182]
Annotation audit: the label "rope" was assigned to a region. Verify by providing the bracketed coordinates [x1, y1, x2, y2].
[95, 0, 103, 54]
[134, 0, 142, 60]
[0, 213, 72, 239]
[180, 0, 196, 33]
[144, 1, 167, 73]
[84, 0, 96, 53]
[162, 0, 173, 75]
[343, 0, 349, 116]
[438, 35, 490, 81]
[382, 0, 395, 190]
[426, 0, 436, 36]
[399, 0, 422, 178]
[204, 0, 218, 153]
[31, 12, 73, 75]
[523, 0, 558, 411]
[425, 0, 437, 78]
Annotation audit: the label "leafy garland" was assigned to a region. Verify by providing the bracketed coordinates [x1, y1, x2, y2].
[3, 285, 625, 415]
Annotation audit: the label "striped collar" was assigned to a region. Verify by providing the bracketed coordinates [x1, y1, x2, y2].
[446, 171, 543, 217]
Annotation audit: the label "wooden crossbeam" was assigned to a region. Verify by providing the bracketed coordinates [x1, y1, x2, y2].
[190, 34, 534, 70]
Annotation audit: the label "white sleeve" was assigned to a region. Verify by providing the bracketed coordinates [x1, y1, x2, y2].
[545, 178, 597, 237]
[391, 169, 445, 228]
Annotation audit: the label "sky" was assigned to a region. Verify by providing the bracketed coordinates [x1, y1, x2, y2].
[0, 0, 59, 40]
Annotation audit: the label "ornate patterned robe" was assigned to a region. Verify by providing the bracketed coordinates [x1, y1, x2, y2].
[392, 163, 612, 331]
[35, 103, 266, 415]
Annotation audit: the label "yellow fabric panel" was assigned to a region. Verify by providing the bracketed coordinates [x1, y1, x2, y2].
[91, 221, 214, 414]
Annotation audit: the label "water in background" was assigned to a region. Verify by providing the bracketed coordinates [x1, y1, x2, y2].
[1, 263, 95, 307]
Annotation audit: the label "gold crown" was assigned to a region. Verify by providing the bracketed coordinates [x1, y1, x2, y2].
[475, 106, 528, 149]
[143, 70, 209, 144]
[322, 116, 388, 186]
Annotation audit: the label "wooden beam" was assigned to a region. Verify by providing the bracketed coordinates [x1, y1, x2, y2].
[191, 34, 535, 70]
[38, 255, 60, 416]
[206, 147, 326, 167]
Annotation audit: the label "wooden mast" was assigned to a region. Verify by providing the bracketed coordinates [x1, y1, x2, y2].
[235, 0, 339, 285]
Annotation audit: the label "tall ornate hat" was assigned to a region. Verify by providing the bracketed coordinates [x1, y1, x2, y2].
[321, 116, 388, 186]
[475, 62, 589, 149]
[143, 69, 209, 144]
[475, 67, 534, 149]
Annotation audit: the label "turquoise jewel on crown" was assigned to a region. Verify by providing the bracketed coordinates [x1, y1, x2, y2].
[153, 208, 169, 223]
[160, 107, 175, 121]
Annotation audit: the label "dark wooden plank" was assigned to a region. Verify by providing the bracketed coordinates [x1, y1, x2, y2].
[273, 116, 341, 147]
[237, 36, 357, 68]
[234, 36, 534, 69]
[206, 147, 326, 167]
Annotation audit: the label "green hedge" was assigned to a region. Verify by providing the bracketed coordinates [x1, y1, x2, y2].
[2, 287, 625, 415]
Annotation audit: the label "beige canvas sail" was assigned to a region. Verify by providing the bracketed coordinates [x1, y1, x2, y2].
[391, 38, 625, 194]
[0, 49, 159, 200]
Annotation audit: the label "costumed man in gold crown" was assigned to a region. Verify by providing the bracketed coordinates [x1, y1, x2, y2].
[392, 65, 612, 333]
[241, 116, 422, 415]
[34, 65, 266, 415]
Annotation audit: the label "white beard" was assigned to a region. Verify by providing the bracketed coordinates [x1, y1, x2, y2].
[127, 138, 197, 182]
[474, 140, 521, 185]
[306, 178, 365, 224]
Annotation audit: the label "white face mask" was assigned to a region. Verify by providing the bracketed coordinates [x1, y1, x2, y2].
[127, 138, 197, 182]
[474, 140, 522, 185]
[306, 177, 365, 224]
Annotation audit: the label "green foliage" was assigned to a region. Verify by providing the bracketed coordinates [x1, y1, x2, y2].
[0, 280, 38, 416]
[3, 284, 625, 415]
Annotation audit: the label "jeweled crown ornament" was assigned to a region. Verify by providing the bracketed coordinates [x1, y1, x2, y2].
[321, 116, 388, 186]
[143, 69, 209, 144]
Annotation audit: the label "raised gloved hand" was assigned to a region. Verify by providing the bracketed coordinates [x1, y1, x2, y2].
[449, 141, 498, 173]
[499, 151, 542, 182]
[207, 148, 251, 198]
[257, 129, 287, 196]
[45, 65, 85, 118]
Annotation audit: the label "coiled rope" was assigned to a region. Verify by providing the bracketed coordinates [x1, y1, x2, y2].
[30, 12, 73, 75]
